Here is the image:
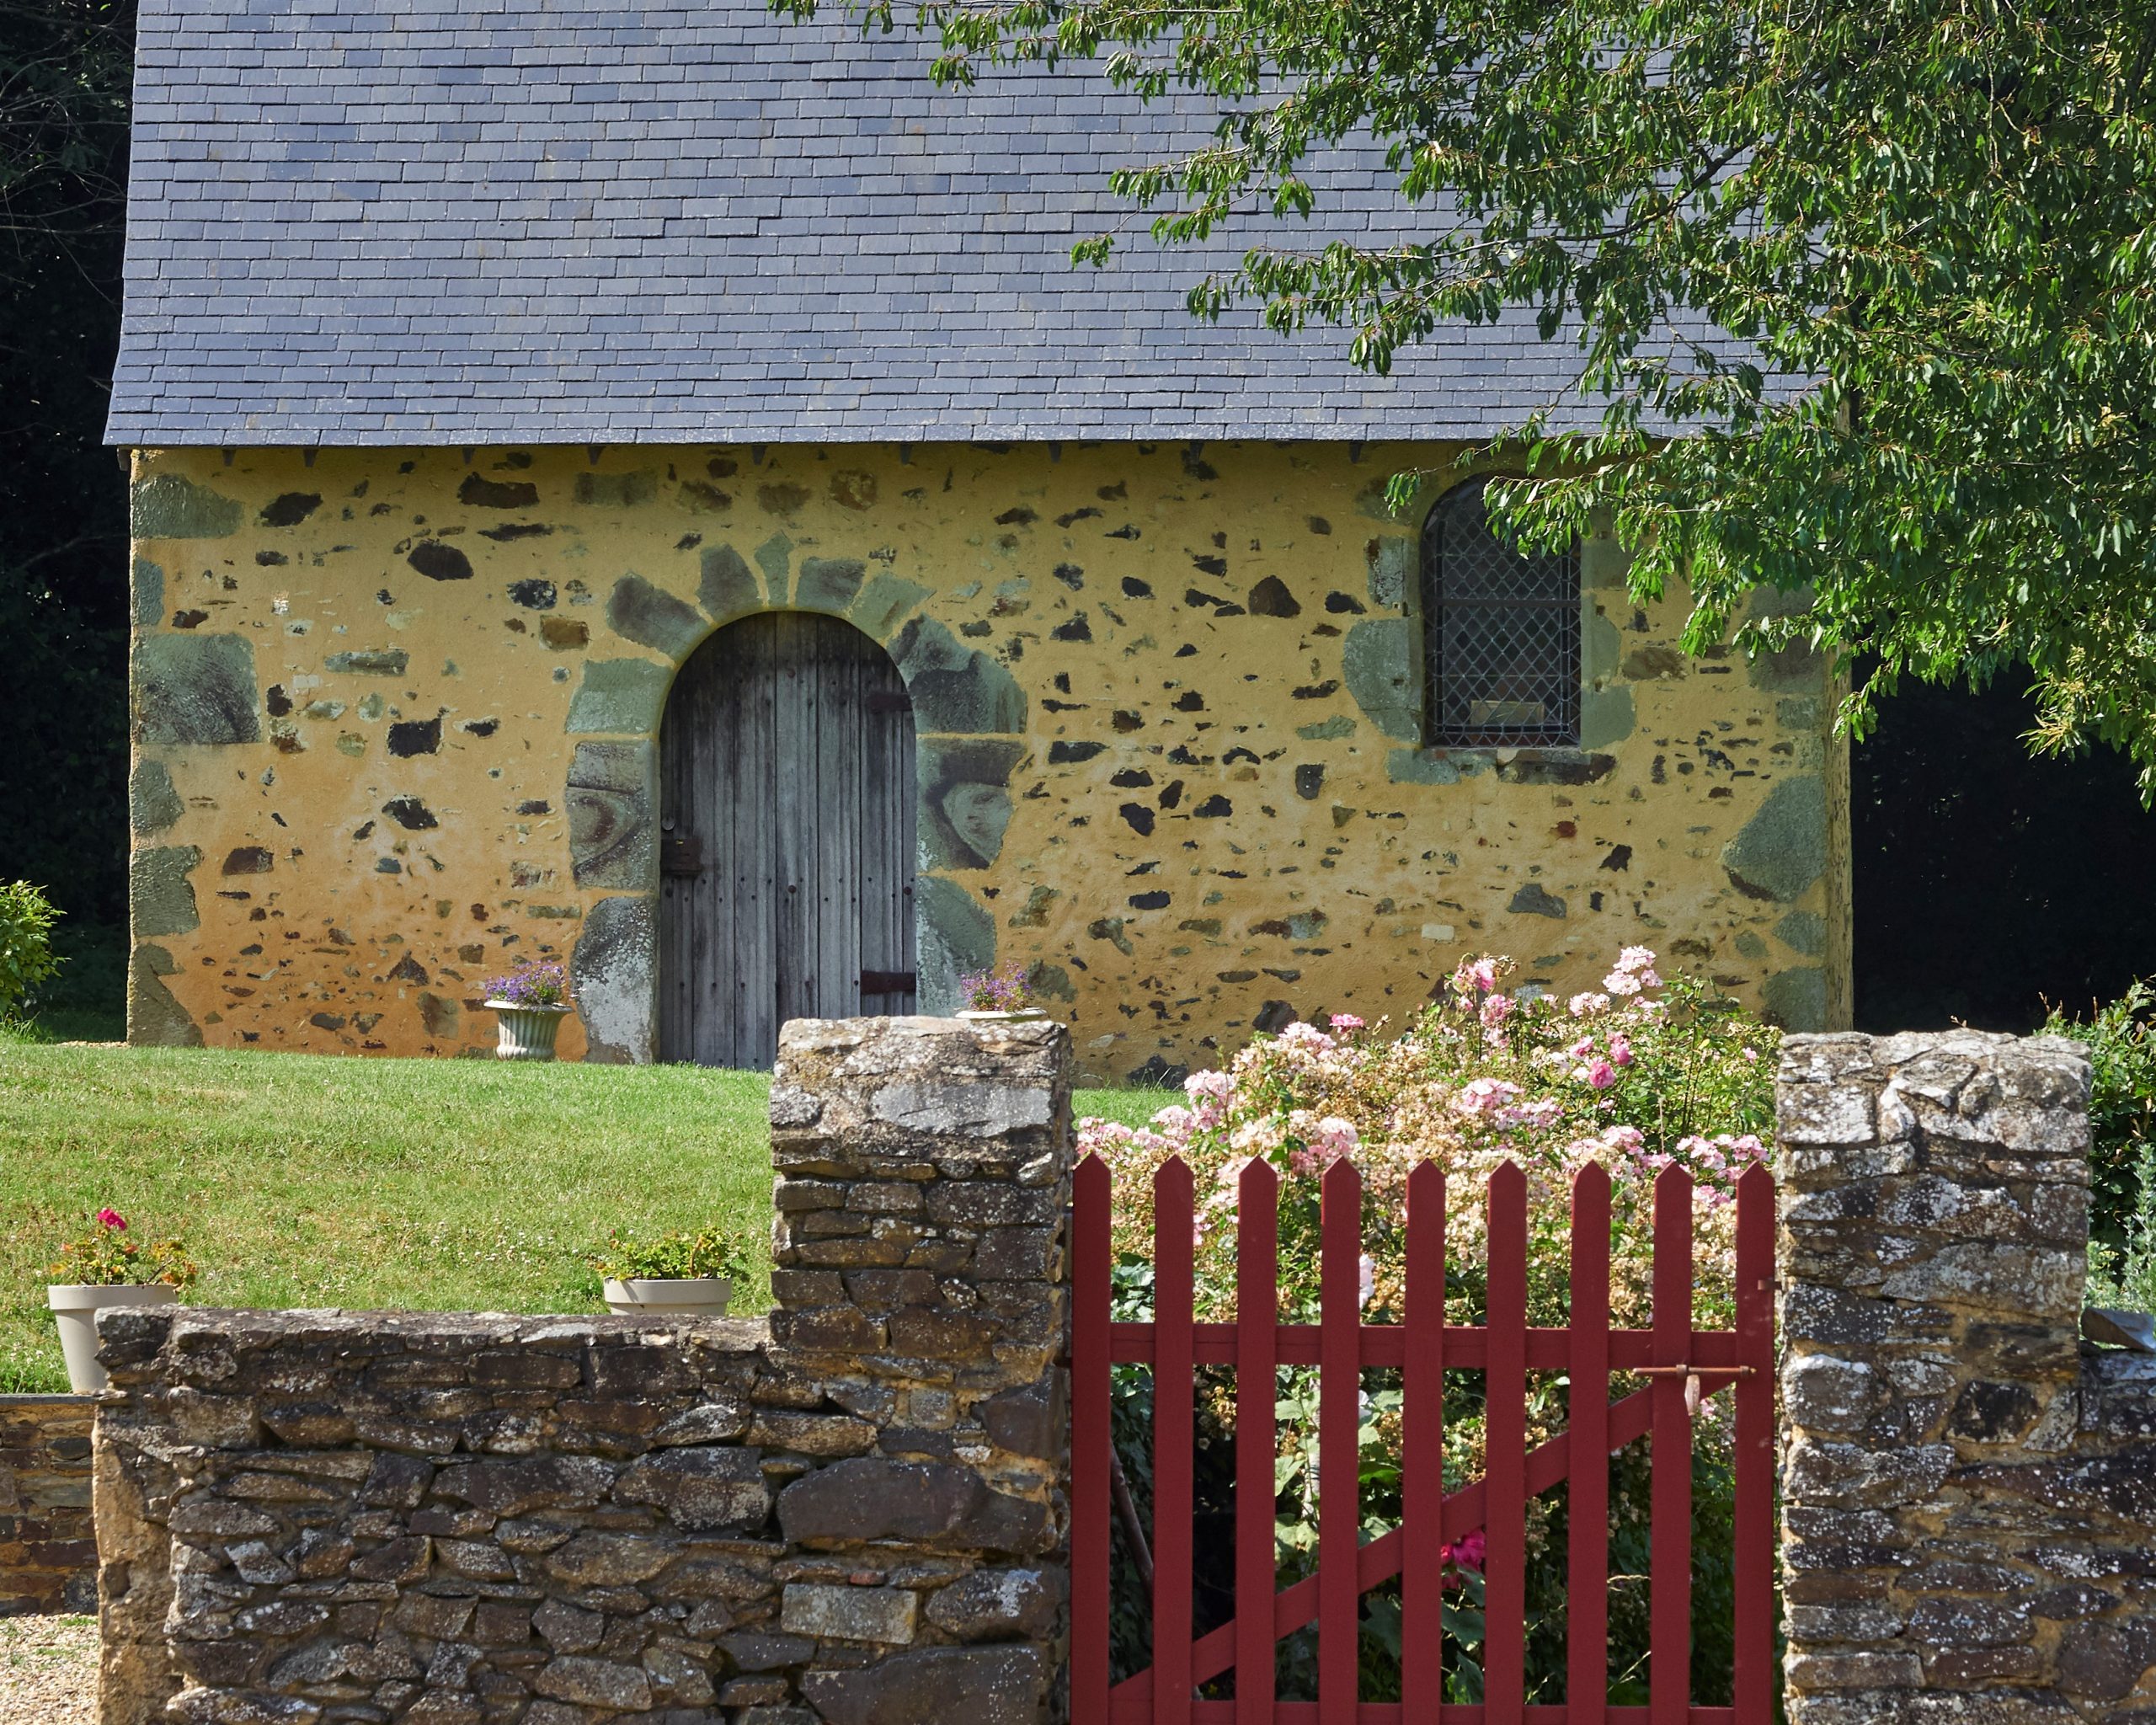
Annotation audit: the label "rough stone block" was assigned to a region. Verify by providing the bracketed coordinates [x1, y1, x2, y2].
[780, 1582, 920, 1644]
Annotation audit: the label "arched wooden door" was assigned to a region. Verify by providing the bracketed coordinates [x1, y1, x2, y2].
[658, 611, 918, 1067]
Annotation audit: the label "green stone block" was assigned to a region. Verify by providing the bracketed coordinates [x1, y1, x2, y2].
[132, 474, 242, 539]
[566, 659, 672, 735]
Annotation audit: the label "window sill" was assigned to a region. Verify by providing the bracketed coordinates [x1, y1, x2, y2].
[1400, 745, 1618, 785]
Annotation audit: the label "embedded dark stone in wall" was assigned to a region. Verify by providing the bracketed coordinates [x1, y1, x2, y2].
[1762, 966, 1827, 1029]
[1248, 576, 1302, 617]
[576, 470, 658, 509]
[1193, 795, 1231, 818]
[127, 943, 201, 1047]
[1050, 614, 1091, 643]
[891, 618, 1025, 734]
[131, 846, 202, 938]
[919, 739, 1025, 872]
[1254, 1000, 1297, 1033]
[1600, 845, 1633, 871]
[1508, 883, 1567, 918]
[1119, 804, 1155, 836]
[798, 558, 867, 614]
[1294, 766, 1324, 799]
[1721, 775, 1827, 902]
[257, 492, 323, 527]
[221, 846, 274, 876]
[1495, 752, 1618, 787]
[459, 473, 539, 510]
[323, 648, 409, 676]
[508, 579, 558, 610]
[573, 894, 655, 1062]
[417, 991, 459, 1039]
[542, 617, 590, 650]
[381, 796, 439, 831]
[607, 574, 707, 658]
[916, 878, 995, 1014]
[566, 740, 654, 889]
[699, 543, 760, 620]
[389, 954, 428, 985]
[133, 634, 261, 746]
[1047, 741, 1104, 764]
[407, 541, 473, 582]
[566, 659, 670, 734]
[1775, 909, 1826, 956]
[130, 761, 184, 836]
[131, 557, 163, 628]
[131, 473, 242, 538]
[387, 717, 441, 758]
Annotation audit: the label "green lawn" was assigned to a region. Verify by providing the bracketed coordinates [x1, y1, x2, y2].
[0, 1030, 1171, 1392]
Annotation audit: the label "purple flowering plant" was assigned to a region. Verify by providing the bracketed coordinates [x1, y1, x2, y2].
[484, 958, 569, 1009]
[958, 961, 1035, 1012]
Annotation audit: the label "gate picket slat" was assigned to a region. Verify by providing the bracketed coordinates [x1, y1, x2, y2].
[1156, 1158, 1198, 1725]
[1485, 1162, 1529, 1725]
[1732, 1164, 1774, 1725]
[1237, 1161, 1280, 1725]
[1402, 1162, 1446, 1718]
[1569, 1163, 1612, 1725]
[1650, 1166, 1694, 1725]
[1074, 1155, 1113, 1725]
[1319, 1159, 1364, 1722]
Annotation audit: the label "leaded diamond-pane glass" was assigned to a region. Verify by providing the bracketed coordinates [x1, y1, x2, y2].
[1423, 478, 1580, 746]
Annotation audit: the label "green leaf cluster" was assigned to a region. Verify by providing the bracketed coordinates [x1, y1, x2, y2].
[778, 0, 2156, 785]
[0, 880, 63, 1019]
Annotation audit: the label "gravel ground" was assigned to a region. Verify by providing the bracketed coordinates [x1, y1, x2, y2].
[0, 1615, 96, 1724]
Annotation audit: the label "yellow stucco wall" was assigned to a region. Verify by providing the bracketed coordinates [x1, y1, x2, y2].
[125, 441, 1841, 1081]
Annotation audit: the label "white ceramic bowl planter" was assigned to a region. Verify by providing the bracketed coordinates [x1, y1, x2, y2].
[601, 1278, 734, 1318]
[957, 1008, 1049, 1024]
[48, 1284, 179, 1392]
[488, 1001, 572, 1061]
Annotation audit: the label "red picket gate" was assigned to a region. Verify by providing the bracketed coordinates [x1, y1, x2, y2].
[1069, 1154, 1776, 1725]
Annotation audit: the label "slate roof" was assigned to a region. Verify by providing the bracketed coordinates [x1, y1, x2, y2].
[108, 0, 1599, 446]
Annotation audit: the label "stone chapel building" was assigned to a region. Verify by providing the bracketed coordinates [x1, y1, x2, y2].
[107, 0, 1848, 1079]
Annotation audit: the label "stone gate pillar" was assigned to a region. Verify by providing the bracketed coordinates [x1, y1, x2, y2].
[766, 1014, 1075, 1722]
[1776, 1030, 2156, 1722]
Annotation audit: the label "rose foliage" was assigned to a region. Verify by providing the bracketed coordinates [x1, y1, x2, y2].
[1079, 946, 1775, 1338]
[1075, 948, 1775, 1699]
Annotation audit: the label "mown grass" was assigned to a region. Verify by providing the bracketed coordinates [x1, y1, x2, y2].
[0, 1030, 1171, 1392]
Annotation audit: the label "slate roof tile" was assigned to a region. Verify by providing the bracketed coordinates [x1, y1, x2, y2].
[109, 0, 1612, 445]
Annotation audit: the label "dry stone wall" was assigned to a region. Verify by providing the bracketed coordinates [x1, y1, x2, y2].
[124, 440, 1839, 1079]
[0, 1393, 97, 1615]
[1777, 1030, 2156, 1722]
[93, 1015, 1073, 1725]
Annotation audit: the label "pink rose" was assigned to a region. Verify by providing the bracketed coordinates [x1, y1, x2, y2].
[1586, 1060, 1618, 1090]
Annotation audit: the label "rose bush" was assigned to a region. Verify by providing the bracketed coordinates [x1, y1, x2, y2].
[1078, 947, 1777, 1702]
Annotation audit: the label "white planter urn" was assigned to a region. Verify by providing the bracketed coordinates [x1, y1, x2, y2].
[488, 1001, 572, 1061]
[48, 1284, 179, 1392]
[957, 1008, 1049, 1024]
[602, 1278, 734, 1318]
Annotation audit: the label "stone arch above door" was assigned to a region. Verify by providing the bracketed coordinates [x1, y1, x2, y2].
[560, 538, 1028, 1063]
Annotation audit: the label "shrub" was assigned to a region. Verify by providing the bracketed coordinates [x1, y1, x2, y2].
[0, 879, 62, 1019]
[2042, 980, 2156, 1249]
[1077, 946, 1778, 1703]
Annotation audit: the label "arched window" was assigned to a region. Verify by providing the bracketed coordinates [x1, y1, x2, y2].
[1421, 478, 1580, 746]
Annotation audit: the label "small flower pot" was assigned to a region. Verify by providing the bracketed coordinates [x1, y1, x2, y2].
[487, 1001, 572, 1061]
[602, 1278, 734, 1318]
[48, 1284, 179, 1392]
[957, 1008, 1049, 1024]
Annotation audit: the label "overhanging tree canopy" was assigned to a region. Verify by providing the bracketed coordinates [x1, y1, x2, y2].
[784, 0, 2156, 785]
